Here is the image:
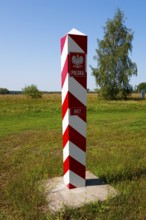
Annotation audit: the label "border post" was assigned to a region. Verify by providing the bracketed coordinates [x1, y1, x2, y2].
[61, 28, 87, 189]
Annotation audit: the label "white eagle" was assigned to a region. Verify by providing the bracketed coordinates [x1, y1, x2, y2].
[72, 55, 83, 68]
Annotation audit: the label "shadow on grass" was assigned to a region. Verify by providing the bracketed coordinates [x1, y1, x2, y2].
[100, 167, 146, 184]
[86, 178, 105, 186]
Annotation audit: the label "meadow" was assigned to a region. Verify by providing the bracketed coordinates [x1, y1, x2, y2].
[0, 93, 146, 220]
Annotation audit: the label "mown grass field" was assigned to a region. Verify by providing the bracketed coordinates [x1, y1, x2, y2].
[0, 94, 146, 220]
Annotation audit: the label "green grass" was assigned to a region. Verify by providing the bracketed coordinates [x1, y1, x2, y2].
[0, 94, 146, 219]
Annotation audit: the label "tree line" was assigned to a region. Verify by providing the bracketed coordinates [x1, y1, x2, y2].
[0, 85, 42, 98]
[0, 82, 146, 97]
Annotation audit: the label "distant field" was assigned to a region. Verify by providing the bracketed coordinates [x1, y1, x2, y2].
[0, 94, 146, 220]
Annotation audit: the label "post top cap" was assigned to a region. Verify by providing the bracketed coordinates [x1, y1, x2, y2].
[68, 28, 86, 36]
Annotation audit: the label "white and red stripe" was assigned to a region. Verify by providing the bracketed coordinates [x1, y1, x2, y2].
[61, 28, 87, 189]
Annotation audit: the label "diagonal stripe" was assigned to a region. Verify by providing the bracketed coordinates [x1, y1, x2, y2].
[62, 73, 69, 104]
[69, 34, 87, 53]
[67, 183, 76, 189]
[68, 36, 84, 53]
[62, 75, 86, 105]
[62, 108, 69, 134]
[63, 109, 86, 137]
[61, 36, 68, 72]
[61, 55, 69, 88]
[69, 77, 86, 105]
[62, 92, 86, 122]
[63, 126, 86, 152]
[63, 141, 86, 165]
[63, 125, 69, 148]
[62, 92, 69, 119]
[69, 93, 86, 122]
[64, 170, 85, 188]
[64, 156, 85, 179]
[72, 74, 87, 89]
[60, 35, 67, 54]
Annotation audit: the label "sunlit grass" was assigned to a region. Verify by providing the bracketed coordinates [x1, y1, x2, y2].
[0, 94, 146, 219]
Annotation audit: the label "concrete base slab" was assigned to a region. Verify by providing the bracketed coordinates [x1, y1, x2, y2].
[43, 171, 117, 213]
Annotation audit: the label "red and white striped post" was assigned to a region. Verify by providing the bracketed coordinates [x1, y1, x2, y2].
[61, 28, 87, 189]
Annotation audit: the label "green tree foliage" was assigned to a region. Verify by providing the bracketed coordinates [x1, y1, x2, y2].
[137, 82, 146, 92]
[0, 88, 10, 94]
[22, 84, 42, 99]
[91, 9, 137, 100]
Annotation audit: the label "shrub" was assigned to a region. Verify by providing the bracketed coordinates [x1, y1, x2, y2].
[22, 84, 42, 99]
[0, 88, 10, 94]
[137, 82, 146, 92]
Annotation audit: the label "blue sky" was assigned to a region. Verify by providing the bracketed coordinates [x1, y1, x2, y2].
[0, 0, 145, 91]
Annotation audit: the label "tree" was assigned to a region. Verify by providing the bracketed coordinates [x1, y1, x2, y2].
[22, 84, 42, 98]
[137, 82, 146, 92]
[91, 9, 137, 100]
[0, 88, 10, 94]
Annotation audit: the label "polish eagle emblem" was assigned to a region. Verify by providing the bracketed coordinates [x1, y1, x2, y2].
[72, 54, 84, 68]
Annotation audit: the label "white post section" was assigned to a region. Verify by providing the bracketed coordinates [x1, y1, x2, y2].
[61, 28, 87, 189]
